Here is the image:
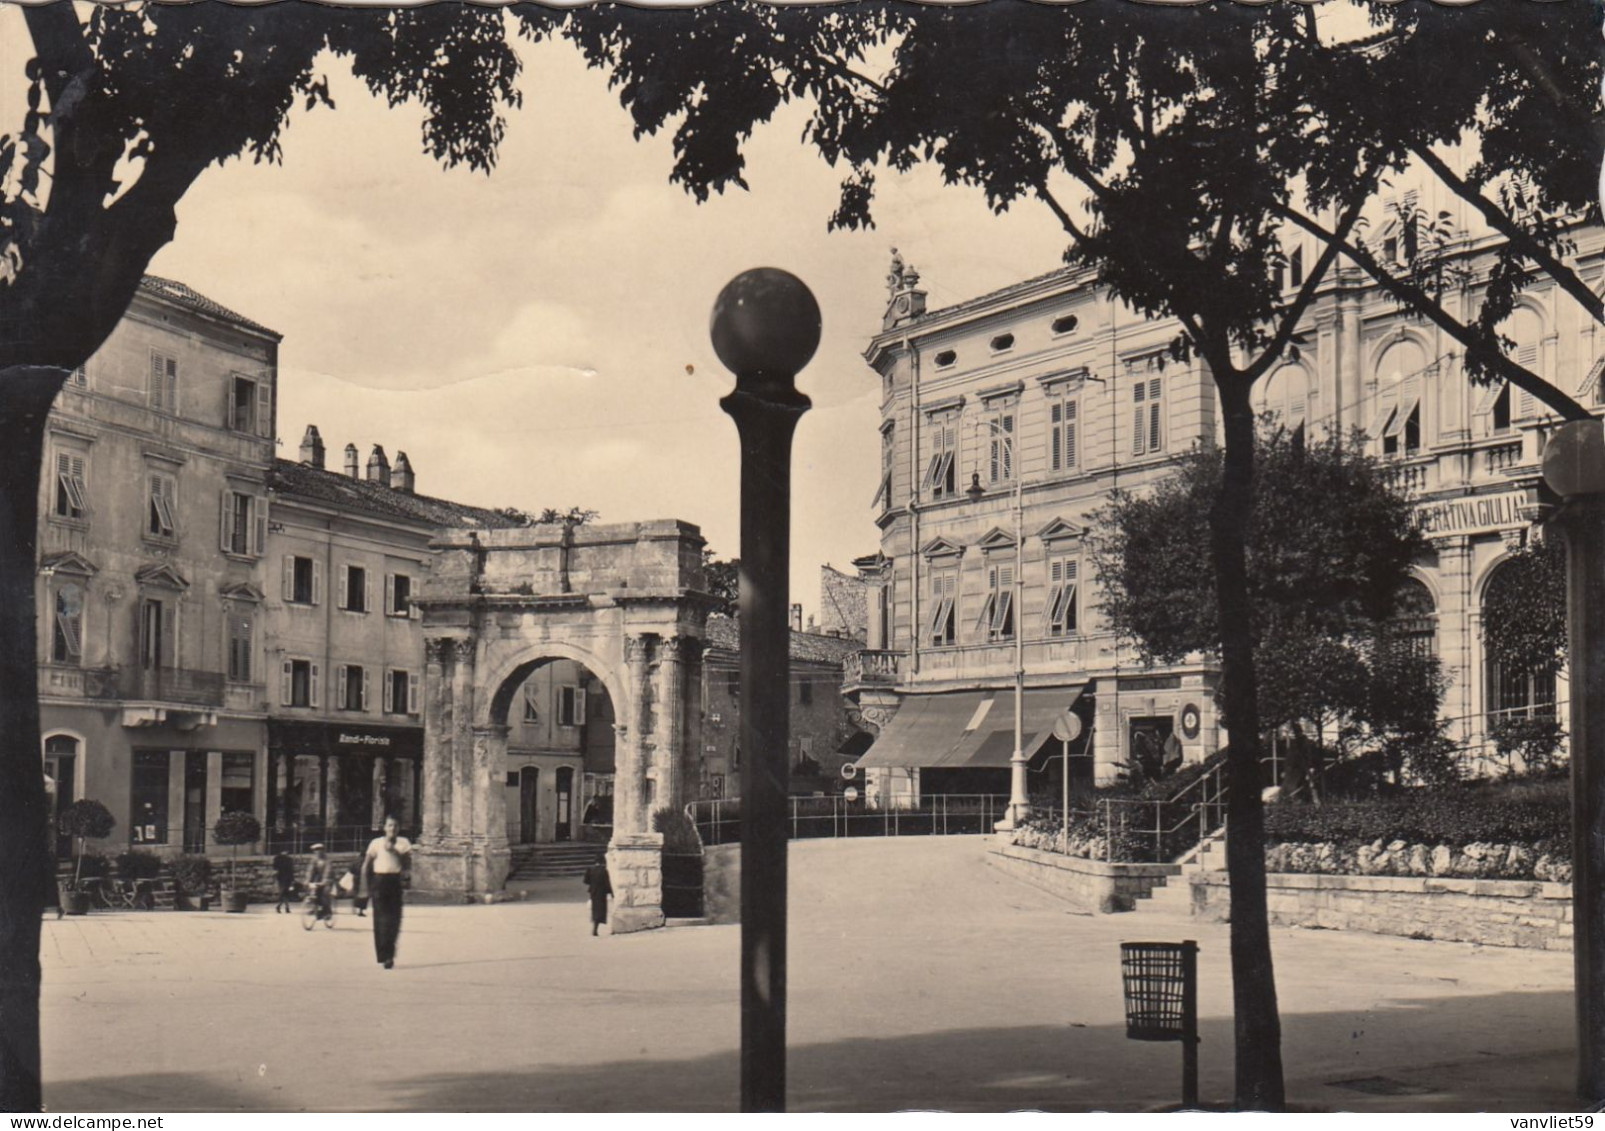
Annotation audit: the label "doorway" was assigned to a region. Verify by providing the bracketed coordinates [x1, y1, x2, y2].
[555, 766, 574, 842]
[1127, 715, 1178, 783]
[43, 736, 78, 859]
[183, 751, 208, 854]
[519, 766, 540, 844]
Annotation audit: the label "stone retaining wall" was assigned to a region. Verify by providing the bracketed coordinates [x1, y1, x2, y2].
[987, 841, 1180, 913]
[1189, 871, 1573, 950]
[703, 844, 741, 925]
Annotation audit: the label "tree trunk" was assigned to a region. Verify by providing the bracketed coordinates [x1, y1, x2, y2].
[0, 367, 65, 1112]
[1212, 377, 1285, 1110]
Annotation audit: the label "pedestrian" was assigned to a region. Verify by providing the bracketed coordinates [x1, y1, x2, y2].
[362, 815, 411, 969]
[582, 858, 611, 937]
[305, 844, 332, 921]
[272, 849, 295, 914]
[349, 852, 369, 917]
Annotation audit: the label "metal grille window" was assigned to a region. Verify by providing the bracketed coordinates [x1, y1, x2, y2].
[1045, 559, 1079, 637]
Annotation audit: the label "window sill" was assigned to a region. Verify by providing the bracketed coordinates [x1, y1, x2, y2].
[48, 515, 90, 531]
[142, 534, 179, 550]
[222, 551, 260, 564]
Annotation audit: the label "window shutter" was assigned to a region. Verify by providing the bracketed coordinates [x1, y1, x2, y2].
[408, 672, 420, 715]
[1065, 400, 1078, 468]
[336, 566, 349, 610]
[221, 491, 234, 551]
[312, 560, 324, 607]
[1132, 381, 1147, 457]
[160, 602, 177, 668]
[362, 669, 371, 712]
[1515, 344, 1539, 418]
[309, 662, 321, 708]
[165, 358, 177, 414]
[281, 660, 293, 706]
[335, 664, 347, 706]
[256, 380, 273, 438]
[226, 380, 238, 430]
[253, 498, 267, 557]
[384, 671, 394, 713]
[385, 574, 396, 616]
[365, 572, 373, 616]
[1050, 402, 1062, 470]
[149, 355, 164, 410]
[575, 688, 587, 720]
[282, 556, 295, 602]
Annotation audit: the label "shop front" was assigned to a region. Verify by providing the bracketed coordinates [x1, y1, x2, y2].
[266, 720, 422, 852]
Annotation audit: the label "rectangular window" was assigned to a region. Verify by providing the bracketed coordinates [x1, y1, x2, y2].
[523, 681, 541, 722]
[799, 679, 813, 707]
[922, 414, 958, 500]
[149, 353, 178, 414]
[1046, 559, 1079, 637]
[52, 581, 84, 664]
[283, 658, 320, 708]
[976, 565, 1014, 641]
[229, 375, 268, 434]
[926, 569, 957, 647]
[221, 491, 265, 557]
[987, 409, 1015, 484]
[340, 565, 369, 613]
[337, 664, 368, 711]
[1050, 393, 1079, 473]
[283, 555, 321, 605]
[227, 611, 253, 682]
[558, 686, 586, 727]
[131, 751, 170, 845]
[872, 426, 895, 510]
[147, 473, 177, 539]
[386, 573, 414, 617]
[1132, 376, 1164, 456]
[139, 598, 173, 670]
[1289, 245, 1305, 288]
[220, 752, 254, 816]
[386, 669, 418, 716]
[54, 452, 87, 520]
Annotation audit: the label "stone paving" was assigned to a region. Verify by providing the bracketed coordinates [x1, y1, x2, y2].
[39, 837, 1580, 1112]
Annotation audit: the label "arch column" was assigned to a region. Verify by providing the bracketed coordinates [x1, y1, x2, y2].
[654, 635, 689, 812]
[415, 639, 510, 896]
[617, 633, 655, 836]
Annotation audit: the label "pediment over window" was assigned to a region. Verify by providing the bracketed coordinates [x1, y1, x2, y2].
[974, 527, 1018, 553]
[39, 551, 98, 577]
[919, 536, 966, 560]
[135, 562, 190, 591]
[1036, 517, 1086, 545]
[219, 581, 265, 603]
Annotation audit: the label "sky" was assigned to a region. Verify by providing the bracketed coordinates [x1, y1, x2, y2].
[117, 28, 1070, 622]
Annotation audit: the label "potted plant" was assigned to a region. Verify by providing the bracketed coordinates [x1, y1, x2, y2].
[213, 810, 261, 913]
[57, 800, 115, 915]
[169, 855, 213, 911]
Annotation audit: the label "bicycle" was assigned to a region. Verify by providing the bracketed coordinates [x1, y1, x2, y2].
[300, 884, 336, 931]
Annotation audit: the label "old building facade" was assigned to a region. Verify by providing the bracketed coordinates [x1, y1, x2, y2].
[854, 203, 1600, 806]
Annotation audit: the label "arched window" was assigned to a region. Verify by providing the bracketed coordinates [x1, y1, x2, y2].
[1390, 578, 1436, 658]
[1483, 558, 1558, 725]
[1371, 339, 1428, 456]
[1256, 364, 1310, 444]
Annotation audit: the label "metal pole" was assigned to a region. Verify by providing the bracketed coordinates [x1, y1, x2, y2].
[1061, 737, 1070, 852]
[1009, 446, 1028, 827]
[1182, 940, 1200, 1108]
[713, 267, 819, 1114]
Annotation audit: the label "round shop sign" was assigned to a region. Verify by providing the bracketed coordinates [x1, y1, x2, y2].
[1050, 712, 1082, 743]
[1180, 703, 1202, 740]
[844, 786, 860, 803]
[841, 762, 858, 780]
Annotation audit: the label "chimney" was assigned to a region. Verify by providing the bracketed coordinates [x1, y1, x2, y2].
[299, 424, 326, 469]
[790, 603, 803, 633]
[393, 450, 415, 494]
[343, 443, 360, 479]
[366, 445, 391, 488]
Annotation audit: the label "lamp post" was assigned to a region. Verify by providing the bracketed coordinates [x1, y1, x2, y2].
[967, 419, 1029, 829]
[711, 267, 820, 1113]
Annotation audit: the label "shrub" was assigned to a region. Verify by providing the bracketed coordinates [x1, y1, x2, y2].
[212, 810, 261, 888]
[1263, 784, 1568, 848]
[1490, 716, 1567, 777]
[115, 850, 164, 880]
[168, 855, 212, 897]
[652, 807, 702, 854]
[58, 799, 116, 888]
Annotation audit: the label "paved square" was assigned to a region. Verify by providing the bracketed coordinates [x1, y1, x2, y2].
[41, 838, 1578, 1111]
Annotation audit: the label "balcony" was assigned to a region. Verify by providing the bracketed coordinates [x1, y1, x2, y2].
[1484, 440, 1524, 477]
[39, 665, 118, 701]
[116, 666, 226, 708]
[844, 648, 903, 691]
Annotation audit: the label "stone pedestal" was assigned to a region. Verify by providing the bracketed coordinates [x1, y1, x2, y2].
[411, 836, 511, 900]
[607, 831, 665, 933]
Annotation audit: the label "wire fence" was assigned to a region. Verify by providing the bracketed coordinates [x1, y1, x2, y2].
[687, 793, 1010, 847]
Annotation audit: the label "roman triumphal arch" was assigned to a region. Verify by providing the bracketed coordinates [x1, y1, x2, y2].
[411, 519, 715, 932]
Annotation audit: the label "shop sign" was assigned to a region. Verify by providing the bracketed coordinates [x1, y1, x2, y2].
[1415, 491, 1528, 538]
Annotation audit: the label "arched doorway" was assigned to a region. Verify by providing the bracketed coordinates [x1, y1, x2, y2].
[502, 657, 618, 846]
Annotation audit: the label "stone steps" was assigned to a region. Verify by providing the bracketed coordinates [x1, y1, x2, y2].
[507, 843, 607, 881]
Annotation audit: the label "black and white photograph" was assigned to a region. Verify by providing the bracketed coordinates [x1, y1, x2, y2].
[0, 0, 1602, 1115]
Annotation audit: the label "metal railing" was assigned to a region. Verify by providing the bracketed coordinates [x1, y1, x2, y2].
[116, 666, 225, 706]
[843, 648, 903, 686]
[688, 793, 1009, 847]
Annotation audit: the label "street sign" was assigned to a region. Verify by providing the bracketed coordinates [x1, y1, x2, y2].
[1051, 712, 1082, 743]
[844, 786, 859, 802]
[840, 762, 858, 780]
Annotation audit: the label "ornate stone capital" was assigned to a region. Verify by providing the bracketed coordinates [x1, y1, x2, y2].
[452, 638, 477, 664]
[624, 633, 656, 664]
[424, 637, 453, 664]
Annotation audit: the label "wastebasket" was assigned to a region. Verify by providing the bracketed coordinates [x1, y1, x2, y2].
[1119, 940, 1199, 1107]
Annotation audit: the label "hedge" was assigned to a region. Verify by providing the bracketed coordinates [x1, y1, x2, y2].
[1263, 780, 1567, 849]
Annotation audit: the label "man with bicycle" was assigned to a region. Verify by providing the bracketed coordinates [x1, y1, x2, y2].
[305, 843, 332, 922]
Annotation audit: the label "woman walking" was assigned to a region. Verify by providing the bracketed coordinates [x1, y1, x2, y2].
[582, 857, 611, 937]
[363, 816, 411, 969]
